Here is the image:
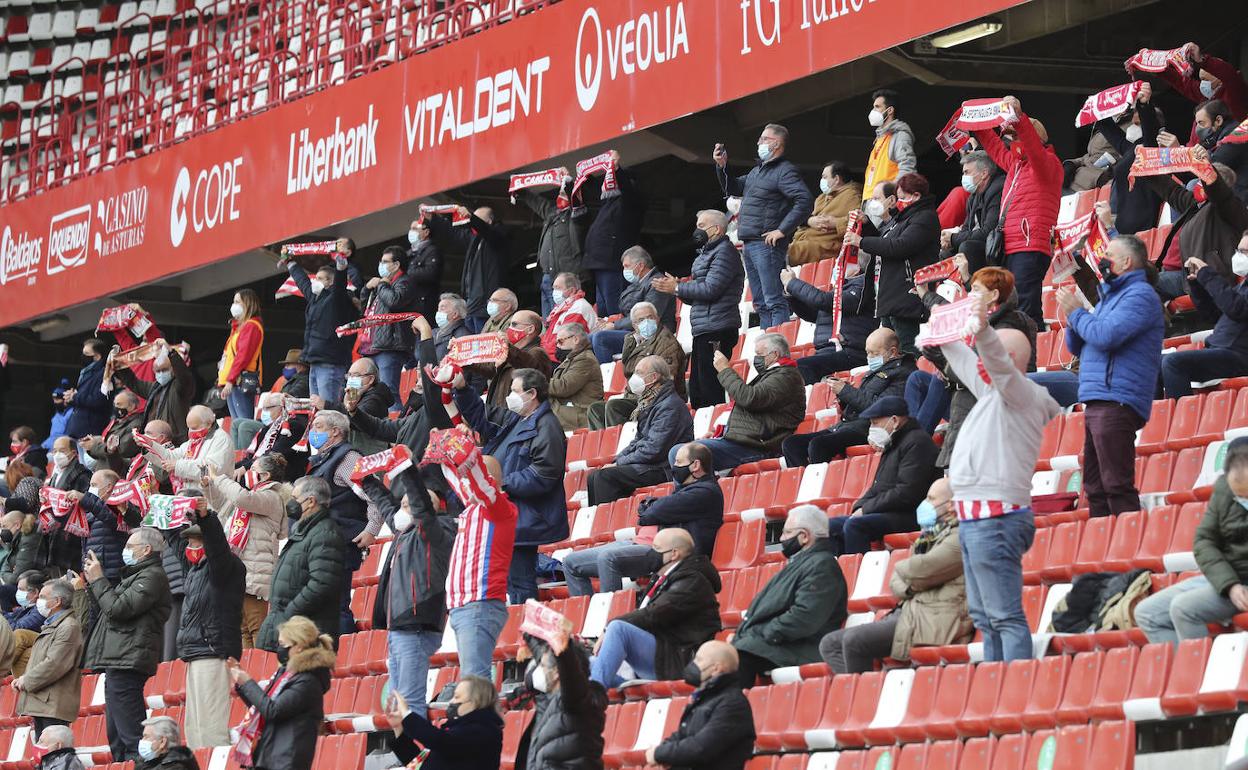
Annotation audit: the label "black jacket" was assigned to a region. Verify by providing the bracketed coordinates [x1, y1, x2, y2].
[238, 415, 309, 478]
[520, 190, 589, 276]
[288, 261, 357, 366]
[859, 195, 941, 319]
[516, 645, 607, 770]
[327, 381, 394, 425]
[716, 157, 813, 240]
[256, 506, 346, 651]
[360, 272, 417, 354]
[137, 746, 200, 770]
[854, 420, 941, 518]
[65, 360, 110, 438]
[405, 239, 444, 321]
[652, 674, 755, 770]
[949, 171, 1004, 272]
[115, 348, 195, 444]
[636, 477, 724, 559]
[391, 705, 504, 770]
[236, 644, 334, 770]
[428, 212, 509, 318]
[78, 493, 142, 584]
[583, 167, 645, 271]
[615, 267, 677, 332]
[39, 462, 90, 575]
[786, 275, 874, 352]
[676, 236, 745, 335]
[836, 354, 916, 426]
[1095, 118, 1161, 235]
[176, 512, 245, 662]
[1192, 265, 1248, 354]
[84, 553, 172, 675]
[615, 384, 694, 472]
[281, 372, 310, 399]
[435, 319, 472, 363]
[615, 555, 721, 679]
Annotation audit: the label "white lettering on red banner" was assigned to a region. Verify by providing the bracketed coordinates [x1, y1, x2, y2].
[96, 187, 149, 259]
[46, 205, 91, 276]
[922, 295, 979, 347]
[405, 58, 551, 152]
[0, 227, 42, 287]
[286, 105, 380, 195]
[574, 3, 690, 112]
[170, 158, 244, 248]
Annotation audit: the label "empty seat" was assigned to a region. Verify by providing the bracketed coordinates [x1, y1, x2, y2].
[775, 676, 830, 750]
[923, 664, 972, 740]
[956, 737, 994, 770]
[833, 670, 885, 747]
[753, 682, 799, 750]
[1160, 637, 1211, 717]
[1087, 720, 1135, 770]
[955, 661, 1004, 737]
[1072, 516, 1114, 574]
[1090, 644, 1139, 720]
[801, 674, 858, 750]
[989, 658, 1037, 734]
[1194, 631, 1248, 713]
[891, 664, 939, 744]
[1056, 650, 1104, 724]
[861, 668, 915, 745]
[1101, 510, 1145, 572]
[1020, 653, 1069, 730]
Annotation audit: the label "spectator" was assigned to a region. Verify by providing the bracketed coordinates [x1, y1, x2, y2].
[360, 246, 417, 409]
[8, 426, 47, 479]
[541, 273, 597, 362]
[583, 151, 645, 316]
[153, 406, 234, 492]
[434, 293, 472, 363]
[256, 476, 345, 651]
[519, 173, 591, 315]
[14, 579, 81, 735]
[828, 397, 940, 555]
[548, 323, 604, 431]
[2, 495, 40, 584]
[971, 97, 1063, 325]
[173, 506, 244, 749]
[573, 442, 721, 594]
[6, 570, 45, 631]
[1136, 450, 1248, 644]
[1197, 99, 1248, 202]
[322, 358, 394, 454]
[482, 288, 518, 334]
[590, 528, 721, 688]
[588, 303, 687, 429]
[47, 436, 90, 495]
[820, 477, 972, 672]
[404, 218, 444, 321]
[862, 180, 897, 232]
[652, 210, 744, 408]
[80, 391, 142, 475]
[282, 242, 357, 401]
[713, 124, 813, 328]
[647, 641, 755, 770]
[939, 303, 1060, 662]
[113, 341, 195, 444]
[136, 716, 199, 770]
[844, 172, 941, 354]
[83, 527, 173, 761]
[276, 349, 310, 397]
[781, 327, 915, 466]
[384, 675, 504, 770]
[590, 246, 676, 363]
[238, 394, 307, 476]
[1057, 235, 1164, 517]
[1166, 240, 1248, 397]
[517, 625, 607, 770]
[586, 358, 695, 505]
[204, 453, 289, 649]
[303, 410, 382, 633]
[1064, 125, 1119, 192]
[787, 161, 864, 266]
[453, 368, 566, 603]
[427, 206, 508, 333]
[484, 310, 552, 409]
[32, 725, 83, 770]
[39, 439, 88, 577]
[65, 339, 111, 440]
[732, 506, 847, 687]
[863, 89, 917, 201]
[228, 616, 334, 770]
[780, 270, 875, 385]
[945, 151, 1004, 273]
[1094, 84, 1163, 237]
[72, 469, 143, 583]
[218, 289, 264, 421]
[1158, 42, 1248, 126]
[41, 385, 74, 454]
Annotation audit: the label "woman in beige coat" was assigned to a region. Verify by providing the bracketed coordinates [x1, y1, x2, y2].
[786, 163, 862, 266]
[15, 580, 80, 734]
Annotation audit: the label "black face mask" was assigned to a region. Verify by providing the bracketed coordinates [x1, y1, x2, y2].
[643, 549, 666, 575]
[780, 535, 804, 559]
[285, 499, 304, 520]
[682, 661, 703, 687]
[555, 347, 571, 363]
[671, 463, 692, 485]
[691, 228, 709, 248]
[1098, 258, 1116, 280]
[446, 702, 461, 720]
[276, 646, 290, 666]
[0, 530, 13, 545]
[113, 407, 129, 420]
[753, 355, 769, 373]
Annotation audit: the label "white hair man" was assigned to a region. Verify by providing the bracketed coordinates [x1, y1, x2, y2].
[150, 405, 234, 491]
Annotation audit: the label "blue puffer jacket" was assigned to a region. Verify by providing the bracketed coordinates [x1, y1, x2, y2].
[79, 493, 143, 584]
[677, 236, 745, 335]
[615, 383, 693, 471]
[716, 157, 813, 240]
[1066, 269, 1164, 420]
[65, 361, 110, 438]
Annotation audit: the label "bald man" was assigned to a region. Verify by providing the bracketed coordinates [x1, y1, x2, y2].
[938, 301, 1059, 663]
[588, 528, 721, 689]
[151, 406, 235, 491]
[646, 640, 755, 770]
[484, 310, 553, 409]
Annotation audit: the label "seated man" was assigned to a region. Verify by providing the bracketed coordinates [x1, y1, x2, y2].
[569, 443, 721, 595]
[670, 333, 806, 472]
[781, 270, 875, 385]
[589, 528, 721, 689]
[238, 392, 309, 477]
[482, 288, 518, 334]
[434, 293, 472, 362]
[589, 302, 687, 429]
[33, 725, 84, 770]
[6, 570, 46, 632]
[541, 272, 598, 361]
[829, 397, 940, 555]
[820, 477, 972, 672]
[136, 715, 198, 770]
[1136, 447, 1248, 644]
[782, 327, 915, 467]
[586, 357, 693, 506]
[646, 640, 756, 770]
[548, 323, 604, 431]
[732, 506, 848, 687]
[590, 246, 678, 363]
[1164, 235, 1248, 397]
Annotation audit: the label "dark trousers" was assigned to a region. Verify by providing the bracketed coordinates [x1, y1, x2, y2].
[33, 717, 69, 736]
[881, 315, 921, 356]
[735, 649, 777, 689]
[1084, 401, 1146, 517]
[587, 396, 637, 430]
[781, 424, 868, 467]
[1162, 348, 1248, 398]
[336, 518, 367, 636]
[905, 370, 952, 434]
[104, 669, 149, 762]
[162, 595, 183, 662]
[508, 545, 539, 604]
[1005, 251, 1051, 326]
[820, 614, 899, 673]
[587, 464, 670, 506]
[797, 346, 868, 385]
[828, 512, 917, 555]
[689, 329, 741, 408]
[593, 269, 625, 316]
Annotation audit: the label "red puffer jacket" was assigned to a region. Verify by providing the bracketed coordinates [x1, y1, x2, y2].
[974, 113, 1063, 257]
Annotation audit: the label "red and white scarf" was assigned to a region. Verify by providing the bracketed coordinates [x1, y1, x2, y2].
[913, 256, 961, 286]
[37, 487, 89, 537]
[275, 271, 357, 300]
[1124, 47, 1193, 78]
[335, 312, 422, 339]
[349, 445, 413, 486]
[1128, 146, 1217, 190]
[231, 669, 294, 767]
[828, 210, 862, 344]
[1220, 117, 1248, 147]
[283, 241, 340, 256]
[956, 499, 1024, 522]
[955, 98, 1018, 131]
[425, 362, 466, 429]
[936, 110, 971, 158]
[96, 305, 138, 333]
[1054, 211, 1108, 282]
[224, 473, 277, 552]
[1075, 82, 1143, 128]
[107, 480, 146, 518]
[508, 168, 567, 203]
[418, 204, 470, 225]
[572, 151, 619, 199]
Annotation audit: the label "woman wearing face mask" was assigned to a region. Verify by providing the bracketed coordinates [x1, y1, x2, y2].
[786, 161, 864, 266]
[1091, 82, 1164, 237]
[516, 627, 607, 770]
[384, 675, 504, 770]
[228, 615, 335, 770]
[218, 289, 264, 421]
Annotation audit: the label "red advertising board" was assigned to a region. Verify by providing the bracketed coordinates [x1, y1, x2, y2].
[1, 0, 1026, 328]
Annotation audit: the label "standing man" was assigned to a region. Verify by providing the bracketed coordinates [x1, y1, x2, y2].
[14, 580, 82, 735]
[434, 293, 472, 362]
[484, 311, 551, 408]
[583, 151, 645, 316]
[65, 339, 112, 441]
[519, 170, 590, 315]
[405, 219, 444, 322]
[80, 390, 143, 474]
[1057, 234, 1163, 518]
[427, 205, 509, 333]
[862, 89, 917, 202]
[360, 246, 417, 410]
[281, 241, 358, 401]
[714, 125, 813, 328]
[112, 341, 194, 444]
[156, 406, 234, 491]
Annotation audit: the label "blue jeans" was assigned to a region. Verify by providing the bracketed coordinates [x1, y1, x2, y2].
[373, 351, 410, 411]
[828, 512, 917, 555]
[1026, 371, 1081, 408]
[508, 545, 539, 605]
[226, 385, 256, 421]
[449, 599, 509, 678]
[1134, 576, 1237, 645]
[309, 363, 347, 401]
[594, 269, 625, 316]
[540, 273, 555, 317]
[1005, 251, 1050, 326]
[388, 629, 443, 718]
[959, 509, 1035, 662]
[590, 620, 657, 688]
[668, 439, 769, 474]
[905, 371, 951, 434]
[742, 240, 789, 328]
[561, 542, 653, 596]
[1162, 348, 1248, 398]
[590, 330, 630, 363]
[797, 347, 867, 385]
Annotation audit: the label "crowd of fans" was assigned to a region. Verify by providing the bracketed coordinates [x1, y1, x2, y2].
[3, 37, 1248, 770]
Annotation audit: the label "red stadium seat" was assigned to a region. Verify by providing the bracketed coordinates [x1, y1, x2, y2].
[1040, 520, 1080, 582]
[923, 663, 972, 740]
[992, 732, 1028, 770]
[1054, 411, 1085, 458]
[1072, 516, 1114, 574]
[1021, 525, 1052, 585]
[923, 740, 961, 770]
[989, 659, 1037, 735]
[1160, 637, 1212, 717]
[1166, 446, 1207, 503]
[1089, 644, 1139, 720]
[1101, 510, 1145, 572]
[1131, 505, 1178, 571]
[1020, 653, 1069, 731]
[955, 661, 1004, 737]
[1164, 394, 1204, 451]
[834, 670, 885, 747]
[753, 681, 799, 750]
[603, 702, 644, 768]
[1139, 451, 1175, 495]
[801, 673, 858, 750]
[1193, 388, 1233, 445]
[1088, 720, 1135, 770]
[956, 736, 995, 770]
[777, 676, 830, 750]
[892, 664, 940, 743]
[1056, 650, 1104, 724]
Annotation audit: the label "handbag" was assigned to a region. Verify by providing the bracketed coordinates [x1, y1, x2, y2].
[985, 174, 1019, 267]
[237, 370, 261, 395]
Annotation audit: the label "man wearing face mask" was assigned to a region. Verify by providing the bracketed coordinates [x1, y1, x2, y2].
[787, 160, 863, 266]
[481, 288, 518, 334]
[944, 151, 1004, 273]
[712, 124, 813, 328]
[862, 180, 897, 233]
[820, 477, 971, 673]
[647, 640, 755, 770]
[79, 390, 143, 475]
[588, 304, 687, 430]
[547, 323, 603, 431]
[113, 341, 194, 444]
[589, 528, 721, 689]
[484, 311, 552, 409]
[64, 339, 112, 442]
[863, 89, 917, 204]
[281, 241, 358, 401]
[386, 675, 503, 770]
[67, 469, 143, 584]
[135, 716, 198, 770]
[150, 406, 234, 492]
[1157, 42, 1248, 130]
[237, 393, 307, 477]
[541, 273, 598, 363]
[826, 397, 939, 556]
[731, 506, 847, 687]
[31, 723, 84, 770]
[585, 357, 695, 505]
[360, 246, 417, 410]
[1057, 235, 1163, 518]
[403, 219, 444, 322]
[432, 292, 473, 367]
[780, 270, 875, 385]
[321, 358, 393, 450]
[426, 205, 509, 333]
[14, 580, 80, 736]
[590, 246, 675, 364]
[1193, 99, 1248, 203]
[6, 570, 47, 632]
[518, 169, 591, 316]
[1165, 235, 1248, 397]
[46, 436, 90, 499]
[1092, 83, 1164, 237]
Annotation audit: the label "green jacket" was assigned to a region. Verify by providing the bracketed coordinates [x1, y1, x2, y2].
[717, 364, 806, 452]
[256, 506, 346, 651]
[733, 538, 847, 667]
[1195, 476, 1248, 596]
[84, 554, 172, 676]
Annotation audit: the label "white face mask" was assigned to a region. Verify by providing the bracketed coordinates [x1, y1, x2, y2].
[867, 423, 893, 450]
[868, 108, 886, 128]
[346, 376, 364, 391]
[309, 279, 325, 296]
[230, 302, 244, 320]
[551, 289, 566, 305]
[819, 178, 833, 195]
[155, 370, 173, 386]
[628, 374, 648, 395]
[53, 452, 71, 469]
[530, 664, 549, 693]
[408, 230, 421, 246]
[88, 486, 102, 500]
[1124, 124, 1143, 144]
[35, 598, 51, 618]
[1234, 251, 1248, 278]
[757, 142, 772, 161]
[378, 262, 393, 279]
[506, 390, 529, 414]
[864, 199, 886, 218]
[1200, 80, 1216, 99]
[392, 509, 413, 533]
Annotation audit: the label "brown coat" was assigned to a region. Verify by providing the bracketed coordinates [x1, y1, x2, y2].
[486, 339, 554, 409]
[549, 347, 605, 431]
[621, 327, 688, 400]
[888, 523, 974, 660]
[786, 182, 863, 265]
[17, 611, 82, 722]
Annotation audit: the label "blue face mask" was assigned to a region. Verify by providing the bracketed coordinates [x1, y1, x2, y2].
[282, 366, 297, 380]
[308, 430, 330, 450]
[122, 548, 139, 567]
[638, 319, 658, 339]
[408, 230, 420, 246]
[487, 301, 501, 318]
[552, 289, 566, 305]
[916, 500, 940, 530]
[867, 354, 886, 372]
[622, 268, 638, 284]
[435, 311, 449, 327]
[260, 411, 275, 427]
[960, 174, 977, 194]
[1236, 496, 1248, 511]
[155, 370, 172, 386]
